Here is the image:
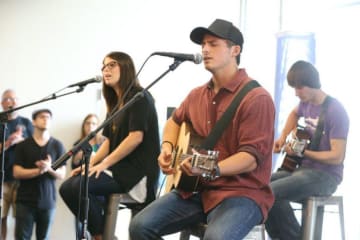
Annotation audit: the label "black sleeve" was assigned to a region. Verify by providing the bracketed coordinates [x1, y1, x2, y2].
[128, 91, 153, 132]
[14, 140, 26, 166]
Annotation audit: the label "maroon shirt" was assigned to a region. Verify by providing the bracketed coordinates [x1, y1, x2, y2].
[173, 69, 275, 221]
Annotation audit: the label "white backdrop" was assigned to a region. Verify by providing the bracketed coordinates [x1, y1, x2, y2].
[1, 0, 246, 150]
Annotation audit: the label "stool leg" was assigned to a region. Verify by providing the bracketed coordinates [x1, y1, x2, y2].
[179, 230, 191, 240]
[302, 198, 318, 240]
[338, 198, 346, 240]
[314, 206, 324, 240]
[103, 196, 121, 240]
[259, 224, 265, 240]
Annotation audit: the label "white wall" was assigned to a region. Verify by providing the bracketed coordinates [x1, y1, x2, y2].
[0, 0, 251, 151]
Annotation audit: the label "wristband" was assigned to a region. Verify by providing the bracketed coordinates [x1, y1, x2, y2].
[301, 148, 306, 156]
[210, 164, 221, 181]
[161, 141, 174, 152]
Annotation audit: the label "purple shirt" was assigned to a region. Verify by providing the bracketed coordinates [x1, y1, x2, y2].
[298, 97, 349, 183]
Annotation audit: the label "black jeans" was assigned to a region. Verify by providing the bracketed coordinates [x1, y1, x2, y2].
[59, 172, 125, 236]
[15, 203, 55, 240]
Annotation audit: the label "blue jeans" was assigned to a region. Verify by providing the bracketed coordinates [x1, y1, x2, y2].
[129, 190, 262, 240]
[15, 203, 55, 240]
[265, 167, 338, 240]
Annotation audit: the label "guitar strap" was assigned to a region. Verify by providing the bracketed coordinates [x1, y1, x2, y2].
[308, 95, 332, 151]
[200, 80, 260, 150]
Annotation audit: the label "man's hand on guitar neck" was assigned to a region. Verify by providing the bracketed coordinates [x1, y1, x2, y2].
[275, 130, 307, 156]
[283, 140, 306, 158]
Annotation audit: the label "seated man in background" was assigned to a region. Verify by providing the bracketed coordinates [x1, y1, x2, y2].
[265, 60, 350, 240]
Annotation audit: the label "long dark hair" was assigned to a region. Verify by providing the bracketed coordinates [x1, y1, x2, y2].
[102, 51, 142, 114]
[80, 113, 103, 144]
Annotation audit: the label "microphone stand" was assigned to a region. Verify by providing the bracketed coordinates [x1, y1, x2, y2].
[0, 114, 7, 233]
[51, 59, 185, 239]
[78, 141, 92, 240]
[0, 86, 86, 233]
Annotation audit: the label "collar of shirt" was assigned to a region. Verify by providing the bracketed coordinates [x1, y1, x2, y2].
[206, 68, 249, 93]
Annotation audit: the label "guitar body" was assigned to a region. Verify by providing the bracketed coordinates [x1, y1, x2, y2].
[165, 123, 204, 193]
[280, 155, 303, 172]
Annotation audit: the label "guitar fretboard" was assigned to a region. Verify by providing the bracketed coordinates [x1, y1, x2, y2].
[177, 153, 217, 172]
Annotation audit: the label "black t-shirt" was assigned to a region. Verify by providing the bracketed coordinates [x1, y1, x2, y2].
[14, 137, 66, 209]
[103, 89, 160, 203]
[0, 116, 33, 181]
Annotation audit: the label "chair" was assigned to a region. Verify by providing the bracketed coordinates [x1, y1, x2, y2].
[179, 223, 265, 240]
[103, 193, 145, 240]
[301, 195, 345, 240]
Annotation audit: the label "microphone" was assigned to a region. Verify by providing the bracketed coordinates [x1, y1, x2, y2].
[51, 150, 74, 170]
[152, 52, 202, 64]
[52, 136, 95, 170]
[68, 75, 103, 88]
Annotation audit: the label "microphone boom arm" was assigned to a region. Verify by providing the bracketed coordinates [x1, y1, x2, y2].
[0, 87, 85, 119]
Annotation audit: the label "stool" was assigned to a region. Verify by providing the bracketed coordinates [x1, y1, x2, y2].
[301, 195, 345, 240]
[103, 193, 144, 240]
[179, 223, 265, 240]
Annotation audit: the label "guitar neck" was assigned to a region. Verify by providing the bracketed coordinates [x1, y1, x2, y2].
[179, 153, 217, 172]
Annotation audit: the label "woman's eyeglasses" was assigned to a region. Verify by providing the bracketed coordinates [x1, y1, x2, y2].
[101, 61, 119, 72]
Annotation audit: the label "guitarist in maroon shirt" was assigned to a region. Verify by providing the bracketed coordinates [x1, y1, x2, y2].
[130, 18, 275, 240]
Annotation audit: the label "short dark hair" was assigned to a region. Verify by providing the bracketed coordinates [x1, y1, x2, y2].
[32, 108, 52, 120]
[287, 60, 321, 89]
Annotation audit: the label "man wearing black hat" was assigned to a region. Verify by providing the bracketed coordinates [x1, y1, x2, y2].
[130, 19, 275, 239]
[13, 109, 66, 239]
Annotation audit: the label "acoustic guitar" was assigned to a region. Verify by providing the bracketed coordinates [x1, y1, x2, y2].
[165, 122, 219, 193]
[279, 127, 311, 172]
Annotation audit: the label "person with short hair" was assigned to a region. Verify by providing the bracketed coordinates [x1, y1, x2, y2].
[0, 89, 33, 239]
[13, 108, 66, 240]
[265, 60, 350, 240]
